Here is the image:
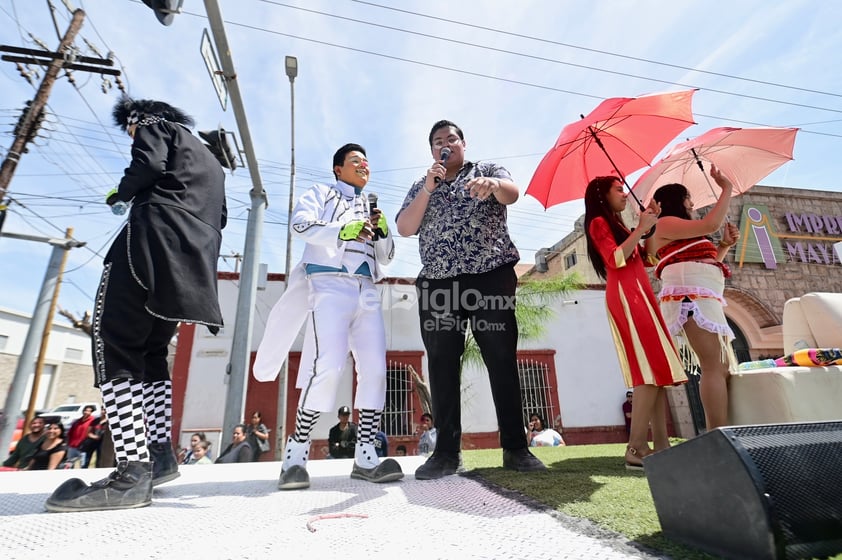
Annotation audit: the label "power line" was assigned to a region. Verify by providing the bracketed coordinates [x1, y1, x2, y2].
[258, 0, 842, 115]
[351, 0, 842, 100]
[163, 8, 842, 139]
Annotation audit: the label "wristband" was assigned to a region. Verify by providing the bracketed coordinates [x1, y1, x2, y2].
[422, 184, 435, 195]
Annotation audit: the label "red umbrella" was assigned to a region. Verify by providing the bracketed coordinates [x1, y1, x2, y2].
[632, 126, 799, 208]
[526, 89, 697, 210]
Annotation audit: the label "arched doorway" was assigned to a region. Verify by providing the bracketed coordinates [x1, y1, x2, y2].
[727, 318, 751, 363]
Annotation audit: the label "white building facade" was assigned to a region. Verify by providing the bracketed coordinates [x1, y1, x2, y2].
[172, 272, 655, 459]
[0, 308, 98, 414]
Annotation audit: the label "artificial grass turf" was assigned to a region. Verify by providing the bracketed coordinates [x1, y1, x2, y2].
[461, 443, 842, 560]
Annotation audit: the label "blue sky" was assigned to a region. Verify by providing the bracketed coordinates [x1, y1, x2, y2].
[1, 0, 840, 320]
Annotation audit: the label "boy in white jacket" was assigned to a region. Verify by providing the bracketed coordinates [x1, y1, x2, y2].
[269, 143, 402, 489]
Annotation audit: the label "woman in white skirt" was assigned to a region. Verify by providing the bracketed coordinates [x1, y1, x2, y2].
[646, 165, 741, 430]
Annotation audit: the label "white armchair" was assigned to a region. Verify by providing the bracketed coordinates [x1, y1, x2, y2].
[728, 292, 842, 425]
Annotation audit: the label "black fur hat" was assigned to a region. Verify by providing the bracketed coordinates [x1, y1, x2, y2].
[112, 95, 194, 131]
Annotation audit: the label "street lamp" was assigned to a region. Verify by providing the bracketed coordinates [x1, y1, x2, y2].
[283, 55, 297, 290]
[276, 55, 297, 453]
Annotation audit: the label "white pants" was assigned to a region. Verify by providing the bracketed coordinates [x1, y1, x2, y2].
[296, 274, 387, 412]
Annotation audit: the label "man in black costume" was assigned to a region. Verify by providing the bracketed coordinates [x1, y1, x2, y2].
[46, 96, 226, 512]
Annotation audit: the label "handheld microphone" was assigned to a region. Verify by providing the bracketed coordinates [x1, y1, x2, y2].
[434, 147, 452, 184]
[367, 192, 385, 240]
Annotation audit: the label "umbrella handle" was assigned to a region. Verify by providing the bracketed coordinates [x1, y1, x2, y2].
[690, 147, 731, 224]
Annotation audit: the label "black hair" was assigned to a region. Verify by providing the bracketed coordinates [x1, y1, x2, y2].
[583, 176, 631, 280]
[112, 94, 194, 131]
[653, 183, 692, 220]
[332, 143, 366, 179]
[528, 412, 546, 430]
[428, 120, 464, 146]
[420, 412, 433, 422]
[49, 422, 66, 440]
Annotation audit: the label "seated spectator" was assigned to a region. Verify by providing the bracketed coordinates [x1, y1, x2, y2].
[25, 423, 67, 470]
[374, 430, 388, 457]
[181, 432, 209, 464]
[215, 424, 252, 464]
[526, 413, 565, 447]
[395, 445, 407, 457]
[3, 416, 45, 469]
[188, 441, 213, 465]
[327, 406, 357, 459]
[417, 412, 437, 456]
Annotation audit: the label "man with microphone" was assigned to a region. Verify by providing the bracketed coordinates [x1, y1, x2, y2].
[256, 143, 403, 490]
[396, 120, 546, 479]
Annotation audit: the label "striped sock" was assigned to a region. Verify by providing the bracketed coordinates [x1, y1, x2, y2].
[101, 378, 148, 462]
[143, 380, 172, 444]
[293, 408, 320, 443]
[357, 409, 381, 445]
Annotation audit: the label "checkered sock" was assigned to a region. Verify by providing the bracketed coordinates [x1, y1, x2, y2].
[143, 380, 172, 444]
[357, 409, 381, 445]
[292, 408, 320, 443]
[101, 378, 148, 462]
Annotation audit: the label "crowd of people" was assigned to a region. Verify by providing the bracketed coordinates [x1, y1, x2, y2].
[174, 410, 273, 466]
[0, 96, 738, 514]
[3, 410, 116, 471]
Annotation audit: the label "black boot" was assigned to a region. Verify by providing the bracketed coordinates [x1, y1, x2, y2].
[45, 460, 153, 512]
[148, 440, 180, 486]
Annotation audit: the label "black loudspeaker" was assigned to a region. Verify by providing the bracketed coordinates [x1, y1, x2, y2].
[644, 421, 842, 560]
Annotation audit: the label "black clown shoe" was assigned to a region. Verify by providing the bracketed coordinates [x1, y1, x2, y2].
[45, 460, 153, 512]
[148, 441, 180, 486]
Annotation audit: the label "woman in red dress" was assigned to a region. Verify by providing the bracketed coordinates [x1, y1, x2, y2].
[584, 176, 687, 468]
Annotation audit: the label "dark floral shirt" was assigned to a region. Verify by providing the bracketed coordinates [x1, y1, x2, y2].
[398, 160, 519, 279]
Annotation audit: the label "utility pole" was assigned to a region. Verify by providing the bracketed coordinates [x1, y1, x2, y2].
[0, 8, 117, 458]
[0, 9, 118, 199]
[25, 228, 75, 430]
[0, 230, 86, 462]
[203, 0, 269, 440]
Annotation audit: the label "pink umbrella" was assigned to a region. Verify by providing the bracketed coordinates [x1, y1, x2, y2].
[632, 126, 799, 208]
[526, 89, 697, 210]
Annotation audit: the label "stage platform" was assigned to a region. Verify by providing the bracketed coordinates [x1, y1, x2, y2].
[1, 455, 667, 559]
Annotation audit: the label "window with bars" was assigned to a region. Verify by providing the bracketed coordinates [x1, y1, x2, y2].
[382, 357, 423, 437]
[517, 352, 560, 429]
[564, 252, 578, 269]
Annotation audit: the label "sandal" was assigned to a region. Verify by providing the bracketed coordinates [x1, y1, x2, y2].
[624, 446, 650, 471]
